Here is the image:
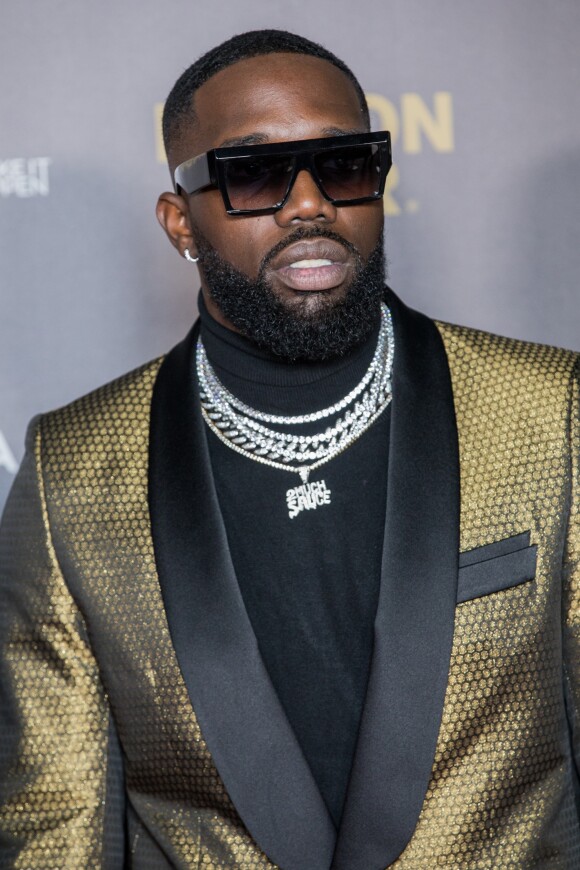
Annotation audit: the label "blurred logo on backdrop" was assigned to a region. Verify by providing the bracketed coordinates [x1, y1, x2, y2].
[366, 92, 454, 215]
[0, 431, 18, 518]
[0, 157, 52, 198]
[154, 91, 454, 216]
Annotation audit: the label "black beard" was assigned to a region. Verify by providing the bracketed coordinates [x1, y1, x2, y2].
[193, 224, 387, 362]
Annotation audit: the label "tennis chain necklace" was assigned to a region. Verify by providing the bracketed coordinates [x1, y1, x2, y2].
[198, 303, 394, 518]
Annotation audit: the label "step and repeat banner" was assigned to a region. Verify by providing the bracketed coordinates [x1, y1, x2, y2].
[1, 0, 579, 514]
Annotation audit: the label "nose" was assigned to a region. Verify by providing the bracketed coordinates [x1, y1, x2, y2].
[274, 168, 337, 227]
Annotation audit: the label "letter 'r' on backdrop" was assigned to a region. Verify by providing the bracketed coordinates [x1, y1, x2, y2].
[1, 0, 579, 515]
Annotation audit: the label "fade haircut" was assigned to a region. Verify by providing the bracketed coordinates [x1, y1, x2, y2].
[162, 29, 370, 161]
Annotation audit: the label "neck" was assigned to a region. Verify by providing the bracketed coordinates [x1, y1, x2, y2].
[198, 292, 381, 416]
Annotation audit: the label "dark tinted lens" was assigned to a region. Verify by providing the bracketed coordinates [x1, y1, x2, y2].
[314, 144, 382, 201]
[223, 155, 294, 211]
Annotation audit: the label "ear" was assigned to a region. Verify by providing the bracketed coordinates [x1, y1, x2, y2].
[156, 192, 197, 259]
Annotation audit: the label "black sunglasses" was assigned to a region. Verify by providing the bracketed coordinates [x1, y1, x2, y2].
[173, 131, 392, 215]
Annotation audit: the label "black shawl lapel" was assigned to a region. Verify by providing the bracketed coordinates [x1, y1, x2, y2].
[332, 291, 460, 869]
[148, 324, 335, 870]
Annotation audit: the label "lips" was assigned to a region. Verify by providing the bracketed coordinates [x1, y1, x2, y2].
[269, 239, 351, 292]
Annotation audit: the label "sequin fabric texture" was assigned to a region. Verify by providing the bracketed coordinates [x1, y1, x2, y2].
[0, 321, 579, 868]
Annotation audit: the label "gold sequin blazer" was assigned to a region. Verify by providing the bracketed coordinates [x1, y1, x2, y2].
[1, 290, 580, 869]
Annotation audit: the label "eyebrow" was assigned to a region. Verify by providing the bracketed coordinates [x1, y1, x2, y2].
[217, 127, 365, 148]
[218, 133, 270, 148]
[321, 126, 365, 137]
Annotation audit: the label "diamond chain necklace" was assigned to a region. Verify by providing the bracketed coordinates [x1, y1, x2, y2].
[198, 303, 395, 518]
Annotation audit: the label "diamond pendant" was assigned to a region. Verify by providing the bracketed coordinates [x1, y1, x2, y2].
[286, 474, 332, 519]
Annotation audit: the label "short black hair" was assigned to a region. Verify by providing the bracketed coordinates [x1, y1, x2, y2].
[162, 29, 370, 160]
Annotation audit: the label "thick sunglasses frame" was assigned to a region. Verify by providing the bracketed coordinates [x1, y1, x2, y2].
[173, 131, 392, 215]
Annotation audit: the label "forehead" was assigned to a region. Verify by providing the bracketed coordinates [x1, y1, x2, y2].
[186, 53, 365, 156]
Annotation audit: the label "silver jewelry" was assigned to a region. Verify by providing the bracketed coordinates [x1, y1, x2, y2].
[184, 248, 199, 263]
[198, 303, 394, 518]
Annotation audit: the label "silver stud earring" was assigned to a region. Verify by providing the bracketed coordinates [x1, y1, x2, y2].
[184, 248, 199, 264]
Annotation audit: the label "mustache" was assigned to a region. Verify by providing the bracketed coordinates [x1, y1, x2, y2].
[258, 226, 363, 278]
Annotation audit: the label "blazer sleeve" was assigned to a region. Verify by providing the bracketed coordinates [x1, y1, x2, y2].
[563, 358, 580, 790]
[0, 418, 123, 868]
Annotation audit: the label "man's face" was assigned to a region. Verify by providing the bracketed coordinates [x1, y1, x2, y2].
[161, 53, 386, 359]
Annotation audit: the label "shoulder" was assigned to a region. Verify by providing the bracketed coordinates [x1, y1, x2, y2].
[32, 355, 165, 465]
[435, 319, 579, 396]
[434, 321, 579, 457]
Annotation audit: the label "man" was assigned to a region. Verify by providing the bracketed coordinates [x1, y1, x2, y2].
[0, 28, 579, 869]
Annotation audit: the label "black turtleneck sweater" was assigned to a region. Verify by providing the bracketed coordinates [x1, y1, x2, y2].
[199, 296, 390, 827]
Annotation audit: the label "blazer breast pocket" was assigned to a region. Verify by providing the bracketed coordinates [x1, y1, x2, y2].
[457, 531, 537, 604]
